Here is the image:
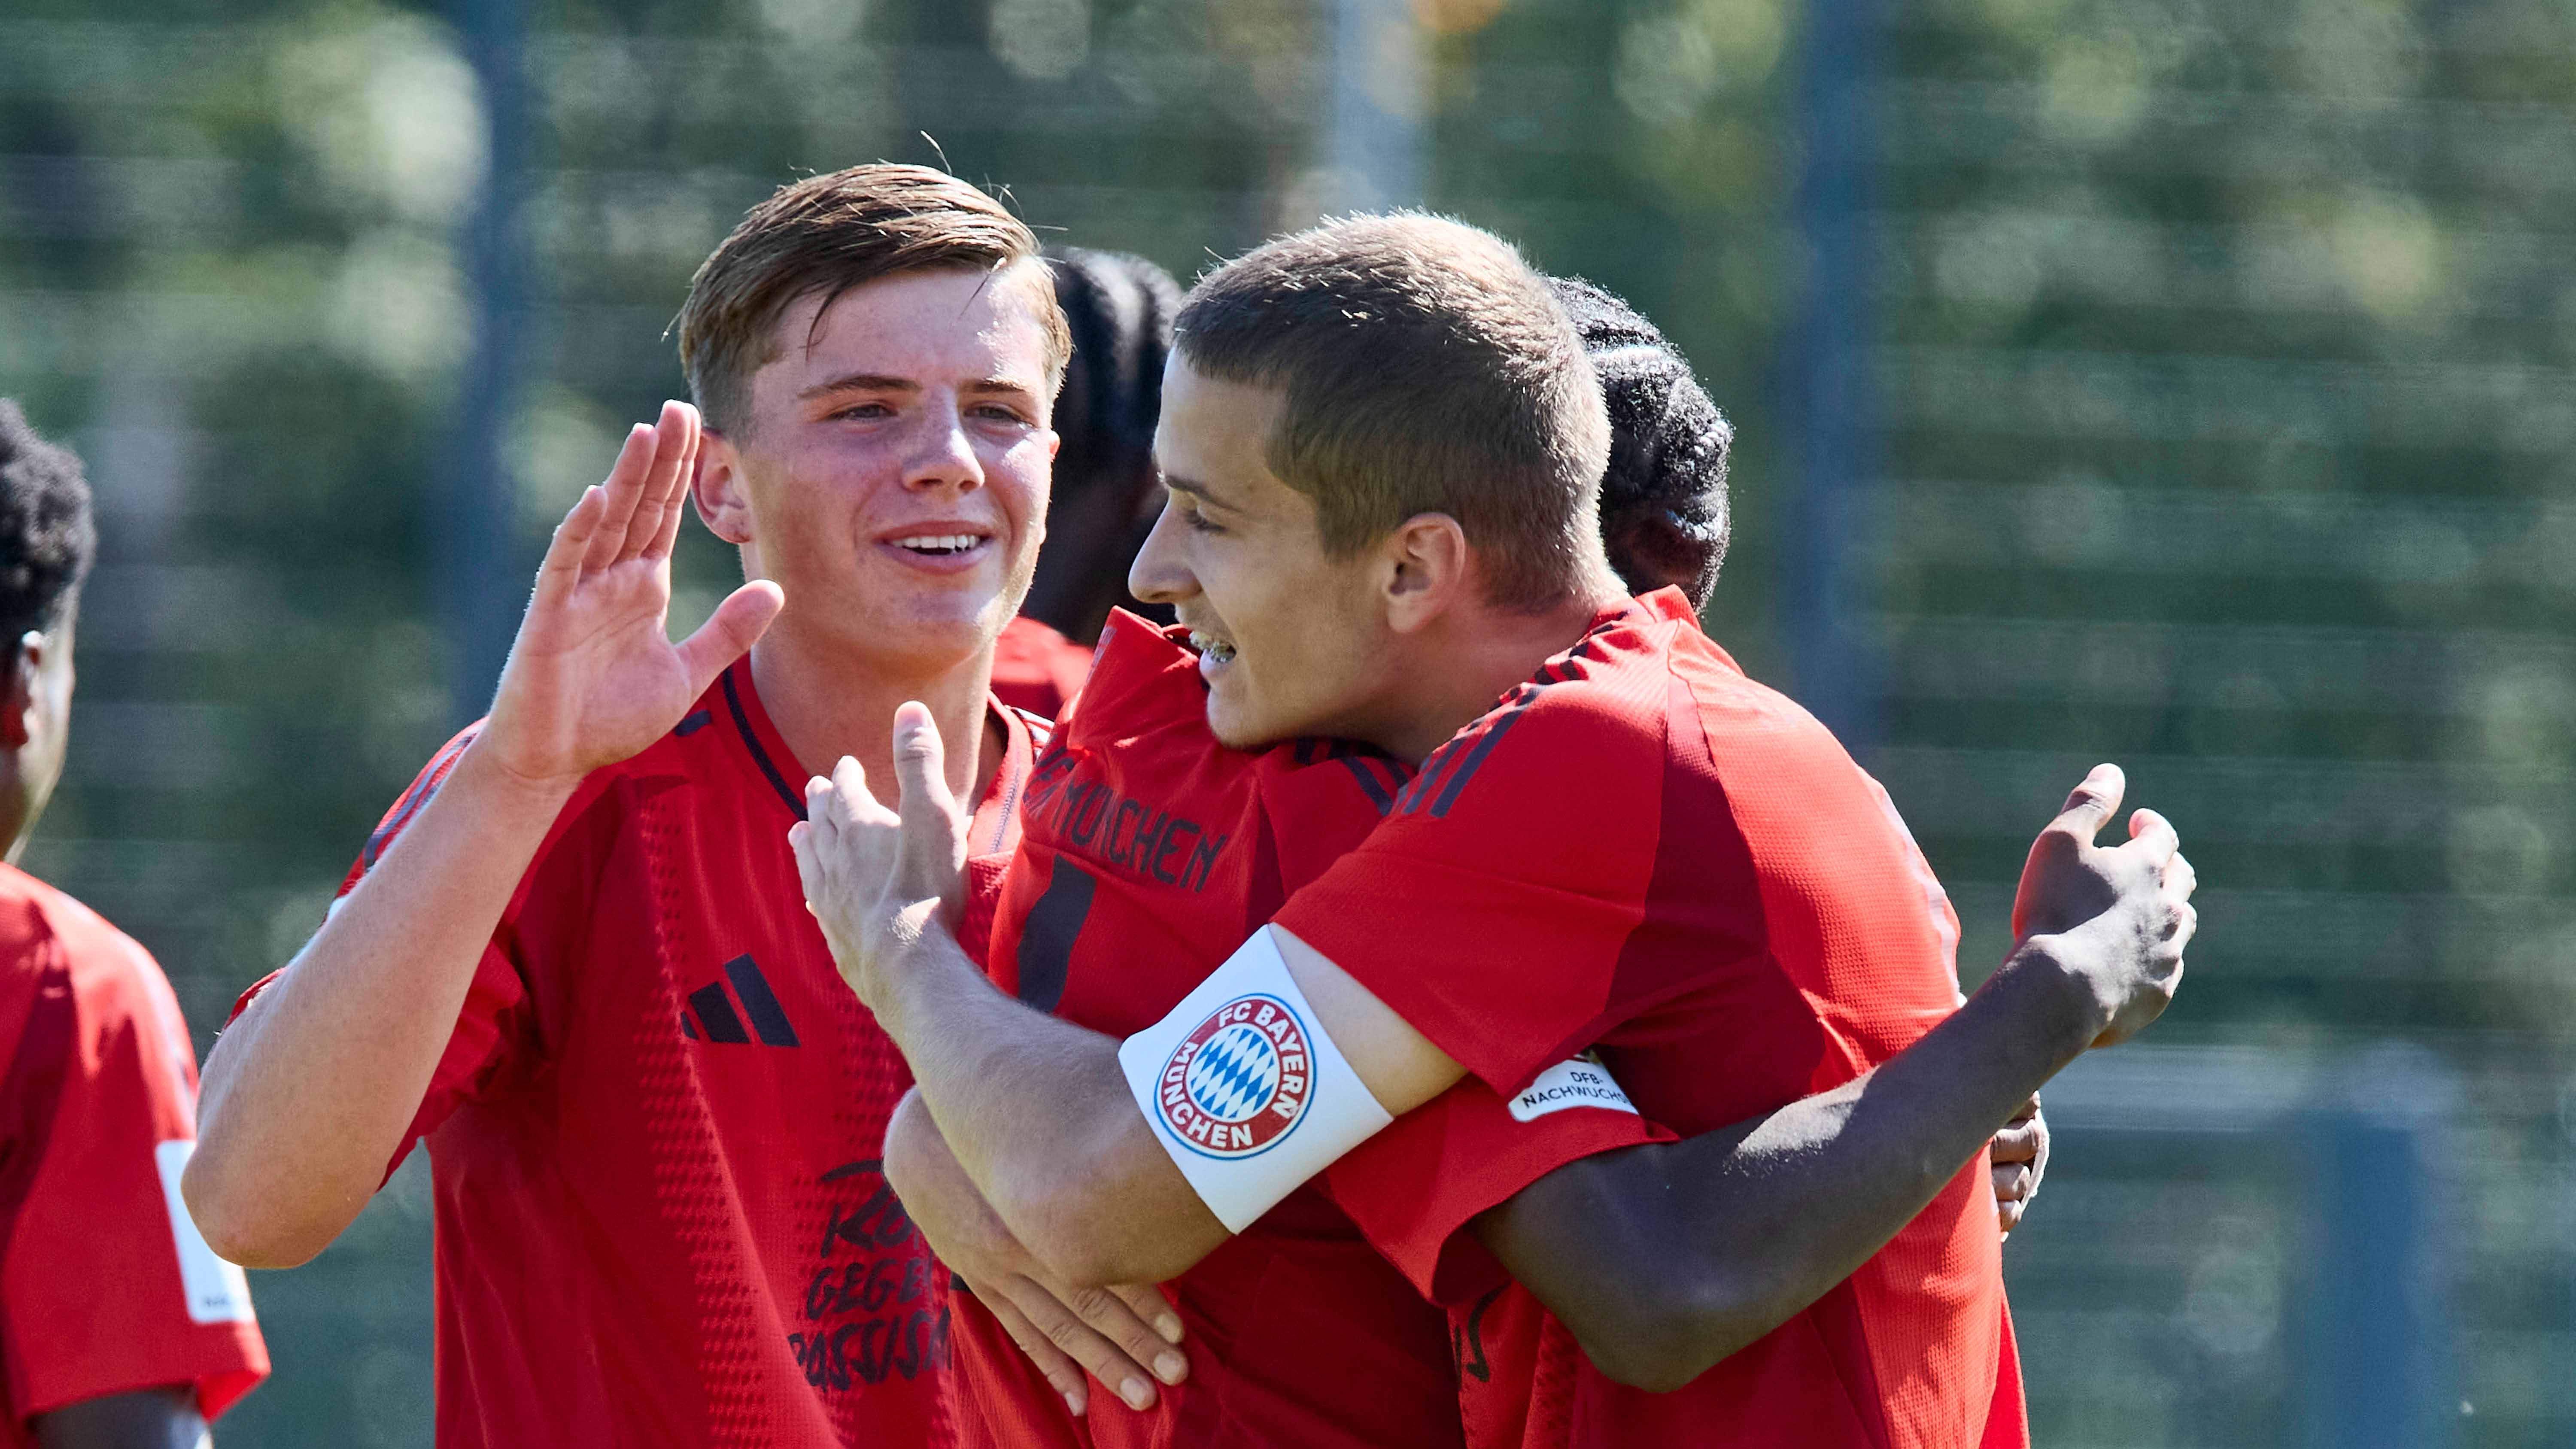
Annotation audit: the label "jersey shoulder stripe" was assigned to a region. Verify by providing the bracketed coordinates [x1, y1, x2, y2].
[359, 724, 484, 873]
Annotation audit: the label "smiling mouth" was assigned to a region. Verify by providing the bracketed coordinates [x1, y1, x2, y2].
[1189, 630, 1238, 665]
[889, 533, 989, 556]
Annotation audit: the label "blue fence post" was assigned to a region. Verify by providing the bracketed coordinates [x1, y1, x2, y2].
[1786, 0, 1879, 747]
[2305, 1048, 2457, 1449]
[442, 0, 527, 724]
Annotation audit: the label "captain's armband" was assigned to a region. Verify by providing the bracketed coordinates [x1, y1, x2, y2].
[1116, 926, 1393, 1232]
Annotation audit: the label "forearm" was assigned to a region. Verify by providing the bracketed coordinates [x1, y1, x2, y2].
[188, 741, 568, 1266]
[31, 1385, 205, 1449]
[1481, 942, 2099, 1388]
[870, 920, 1222, 1285]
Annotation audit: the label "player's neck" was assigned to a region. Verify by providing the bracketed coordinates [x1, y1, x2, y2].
[1374, 586, 1626, 763]
[0, 765, 29, 867]
[744, 626, 1000, 811]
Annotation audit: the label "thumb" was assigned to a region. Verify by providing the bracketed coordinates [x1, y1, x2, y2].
[890, 702, 965, 869]
[2048, 763, 2125, 846]
[674, 580, 785, 696]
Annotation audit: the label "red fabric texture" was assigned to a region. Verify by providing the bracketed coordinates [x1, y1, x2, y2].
[991, 615, 1098, 720]
[951, 614, 1655, 1449]
[1276, 589, 2023, 1449]
[0, 866, 268, 1439]
[227, 658, 1042, 1447]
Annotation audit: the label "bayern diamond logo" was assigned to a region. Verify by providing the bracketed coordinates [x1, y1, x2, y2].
[1154, 993, 1314, 1159]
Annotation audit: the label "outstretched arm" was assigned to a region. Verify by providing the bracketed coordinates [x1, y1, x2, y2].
[188, 405, 780, 1267]
[1476, 766, 2194, 1390]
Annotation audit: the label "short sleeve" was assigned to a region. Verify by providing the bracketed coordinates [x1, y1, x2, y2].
[1323, 1066, 1673, 1305]
[4, 929, 269, 1425]
[225, 724, 533, 1185]
[1273, 671, 1758, 1094]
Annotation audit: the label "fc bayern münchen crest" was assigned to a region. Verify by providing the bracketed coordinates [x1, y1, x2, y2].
[1153, 993, 1315, 1159]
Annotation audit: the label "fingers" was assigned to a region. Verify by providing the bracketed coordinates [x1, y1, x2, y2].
[997, 1276, 1163, 1413]
[2165, 848, 2197, 899]
[830, 753, 891, 828]
[978, 1284, 1091, 1418]
[1064, 1283, 1189, 1388]
[788, 820, 821, 905]
[632, 401, 699, 564]
[582, 416, 663, 575]
[2126, 806, 2179, 863]
[673, 580, 785, 699]
[648, 404, 700, 561]
[532, 484, 608, 609]
[1991, 1112, 2041, 1166]
[2049, 763, 2125, 845]
[1108, 1282, 1185, 1349]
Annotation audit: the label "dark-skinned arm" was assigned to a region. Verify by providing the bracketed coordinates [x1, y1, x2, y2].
[31, 1387, 207, 1449]
[1477, 942, 2088, 1391]
[1476, 766, 2194, 1391]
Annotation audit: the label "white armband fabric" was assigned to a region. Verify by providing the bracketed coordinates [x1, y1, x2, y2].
[1117, 925, 1394, 1232]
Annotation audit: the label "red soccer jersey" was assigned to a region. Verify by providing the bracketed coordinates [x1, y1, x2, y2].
[230, 656, 1043, 1447]
[1277, 588, 2026, 1449]
[1, 865, 268, 1441]
[954, 615, 1661, 1449]
[991, 615, 1097, 720]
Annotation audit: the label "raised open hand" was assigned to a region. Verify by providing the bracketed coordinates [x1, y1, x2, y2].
[478, 401, 784, 793]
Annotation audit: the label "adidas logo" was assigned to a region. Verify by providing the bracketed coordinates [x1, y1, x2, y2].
[680, 954, 800, 1048]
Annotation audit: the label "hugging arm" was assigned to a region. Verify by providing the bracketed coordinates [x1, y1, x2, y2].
[804, 727, 2187, 1321]
[879, 1091, 1191, 1414]
[1475, 766, 2194, 1391]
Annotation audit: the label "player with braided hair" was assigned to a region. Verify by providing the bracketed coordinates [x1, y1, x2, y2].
[0, 401, 270, 1448]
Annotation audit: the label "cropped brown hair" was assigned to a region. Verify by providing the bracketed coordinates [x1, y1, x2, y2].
[676, 164, 1071, 432]
[1173, 214, 1612, 612]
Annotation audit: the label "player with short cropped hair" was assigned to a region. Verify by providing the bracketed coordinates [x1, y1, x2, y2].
[187, 164, 1096, 1445]
[797, 214, 2193, 1448]
[0, 401, 270, 1448]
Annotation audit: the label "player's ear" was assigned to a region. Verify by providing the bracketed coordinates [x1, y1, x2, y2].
[692, 428, 756, 546]
[0, 632, 41, 750]
[1380, 513, 1470, 635]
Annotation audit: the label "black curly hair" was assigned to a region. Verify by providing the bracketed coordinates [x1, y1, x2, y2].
[1548, 277, 1733, 610]
[1020, 247, 1184, 639]
[0, 401, 97, 644]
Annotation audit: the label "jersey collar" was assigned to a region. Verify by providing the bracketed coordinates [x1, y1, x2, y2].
[715, 655, 1038, 857]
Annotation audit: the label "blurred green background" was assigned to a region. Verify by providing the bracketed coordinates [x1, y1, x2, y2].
[2, 0, 2570, 1443]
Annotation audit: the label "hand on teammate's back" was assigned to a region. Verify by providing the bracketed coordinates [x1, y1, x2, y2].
[882, 1094, 1188, 1418]
[2008, 763, 2197, 1050]
[1990, 1094, 2048, 1238]
[478, 401, 784, 793]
